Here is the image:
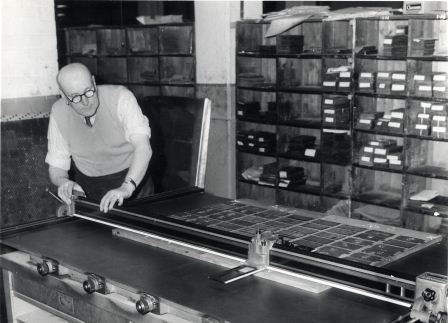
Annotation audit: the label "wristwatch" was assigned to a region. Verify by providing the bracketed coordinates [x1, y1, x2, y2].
[123, 177, 137, 191]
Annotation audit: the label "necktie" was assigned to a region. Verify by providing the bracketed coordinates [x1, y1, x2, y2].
[85, 117, 93, 127]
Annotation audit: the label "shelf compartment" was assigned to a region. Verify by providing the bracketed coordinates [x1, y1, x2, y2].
[321, 129, 351, 166]
[408, 19, 448, 58]
[406, 166, 448, 180]
[406, 139, 448, 179]
[322, 164, 350, 197]
[67, 57, 97, 75]
[161, 86, 195, 98]
[237, 56, 276, 88]
[352, 167, 403, 209]
[237, 22, 273, 55]
[160, 57, 195, 83]
[128, 57, 159, 83]
[278, 92, 321, 127]
[237, 89, 276, 123]
[277, 159, 320, 194]
[97, 57, 127, 83]
[65, 29, 97, 55]
[97, 28, 126, 55]
[159, 25, 193, 55]
[127, 27, 158, 54]
[278, 125, 321, 163]
[322, 20, 353, 54]
[278, 58, 322, 88]
[128, 85, 160, 99]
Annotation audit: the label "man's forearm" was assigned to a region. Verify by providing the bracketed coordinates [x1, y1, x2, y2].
[126, 141, 152, 186]
[49, 166, 71, 187]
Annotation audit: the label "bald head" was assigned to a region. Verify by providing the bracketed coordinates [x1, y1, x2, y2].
[57, 63, 93, 91]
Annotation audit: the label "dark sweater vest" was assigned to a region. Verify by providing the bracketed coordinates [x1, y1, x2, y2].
[51, 85, 134, 177]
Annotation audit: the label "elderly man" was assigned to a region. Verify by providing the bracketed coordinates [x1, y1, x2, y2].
[46, 63, 152, 213]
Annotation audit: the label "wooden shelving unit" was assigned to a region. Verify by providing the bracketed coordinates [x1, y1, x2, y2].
[64, 23, 196, 99]
[235, 15, 448, 231]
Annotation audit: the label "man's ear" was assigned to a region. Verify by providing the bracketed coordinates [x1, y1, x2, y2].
[92, 75, 96, 87]
[59, 89, 70, 105]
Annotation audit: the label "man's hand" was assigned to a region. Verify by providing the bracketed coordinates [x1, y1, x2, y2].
[100, 183, 134, 213]
[58, 180, 84, 205]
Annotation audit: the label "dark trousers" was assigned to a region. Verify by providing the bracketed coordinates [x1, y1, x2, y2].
[73, 165, 153, 202]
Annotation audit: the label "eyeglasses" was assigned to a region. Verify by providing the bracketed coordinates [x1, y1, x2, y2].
[65, 87, 96, 104]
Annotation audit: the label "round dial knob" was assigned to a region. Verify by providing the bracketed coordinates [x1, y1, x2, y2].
[136, 295, 157, 315]
[422, 288, 436, 302]
[37, 262, 49, 276]
[83, 275, 104, 294]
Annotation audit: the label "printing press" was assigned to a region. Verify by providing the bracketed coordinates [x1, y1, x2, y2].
[1, 97, 447, 323]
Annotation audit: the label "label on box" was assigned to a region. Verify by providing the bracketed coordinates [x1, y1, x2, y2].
[364, 147, 374, 153]
[433, 86, 446, 92]
[392, 73, 406, 80]
[388, 122, 402, 128]
[360, 119, 372, 124]
[422, 203, 434, 209]
[414, 75, 425, 81]
[325, 117, 334, 123]
[305, 149, 316, 157]
[431, 104, 444, 111]
[340, 71, 351, 78]
[237, 141, 244, 146]
[259, 147, 266, 152]
[323, 81, 336, 87]
[248, 134, 255, 139]
[279, 182, 289, 188]
[387, 155, 399, 161]
[416, 124, 429, 130]
[418, 85, 432, 91]
[390, 159, 402, 165]
[384, 38, 393, 45]
[421, 102, 432, 108]
[237, 110, 244, 116]
[392, 84, 405, 91]
[378, 72, 390, 78]
[360, 72, 373, 78]
[396, 29, 406, 35]
[434, 74, 447, 81]
[359, 82, 371, 88]
[370, 141, 380, 146]
[324, 109, 335, 114]
[433, 126, 447, 133]
[433, 115, 447, 122]
[279, 171, 287, 179]
[324, 99, 334, 105]
[361, 156, 371, 162]
[339, 81, 350, 88]
[248, 142, 255, 147]
[391, 111, 404, 119]
[374, 157, 387, 163]
[375, 148, 387, 155]
[418, 113, 430, 119]
[378, 83, 386, 89]
[258, 138, 265, 142]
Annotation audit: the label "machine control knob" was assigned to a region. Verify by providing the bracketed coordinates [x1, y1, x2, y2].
[37, 259, 58, 276]
[83, 274, 105, 294]
[422, 288, 437, 302]
[136, 294, 158, 315]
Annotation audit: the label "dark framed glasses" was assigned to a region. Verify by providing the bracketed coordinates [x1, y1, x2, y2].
[66, 88, 96, 104]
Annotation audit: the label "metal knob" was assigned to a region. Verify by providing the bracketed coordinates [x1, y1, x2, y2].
[136, 294, 158, 315]
[422, 288, 437, 302]
[83, 274, 104, 294]
[37, 260, 58, 276]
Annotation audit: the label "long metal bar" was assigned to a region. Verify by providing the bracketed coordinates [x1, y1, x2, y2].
[71, 211, 413, 308]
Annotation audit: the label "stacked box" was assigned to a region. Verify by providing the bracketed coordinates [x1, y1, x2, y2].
[412, 74, 432, 97]
[359, 139, 402, 169]
[431, 103, 448, 139]
[237, 130, 276, 153]
[321, 131, 351, 165]
[387, 108, 406, 132]
[358, 72, 375, 93]
[376, 71, 392, 94]
[287, 135, 317, 159]
[432, 73, 448, 99]
[278, 166, 307, 188]
[356, 111, 384, 130]
[261, 101, 278, 123]
[383, 34, 408, 57]
[375, 115, 392, 131]
[410, 38, 436, 56]
[410, 101, 433, 136]
[391, 72, 407, 95]
[387, 152, 404, 170]
[338, 70, 353, 91]
[276, 35, 304, 54]
[237, 101, 261, 118]
[322, 72, 338, 91]
[322, 95, 350, 126]
[258, 162, 277, 186]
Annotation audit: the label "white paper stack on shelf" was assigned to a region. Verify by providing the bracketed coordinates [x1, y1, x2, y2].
[410, 190, 439, 201]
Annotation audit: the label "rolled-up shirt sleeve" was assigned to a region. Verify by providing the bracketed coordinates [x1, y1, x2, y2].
[45, 115, 71, 170]
[117, 87, 151, 141]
